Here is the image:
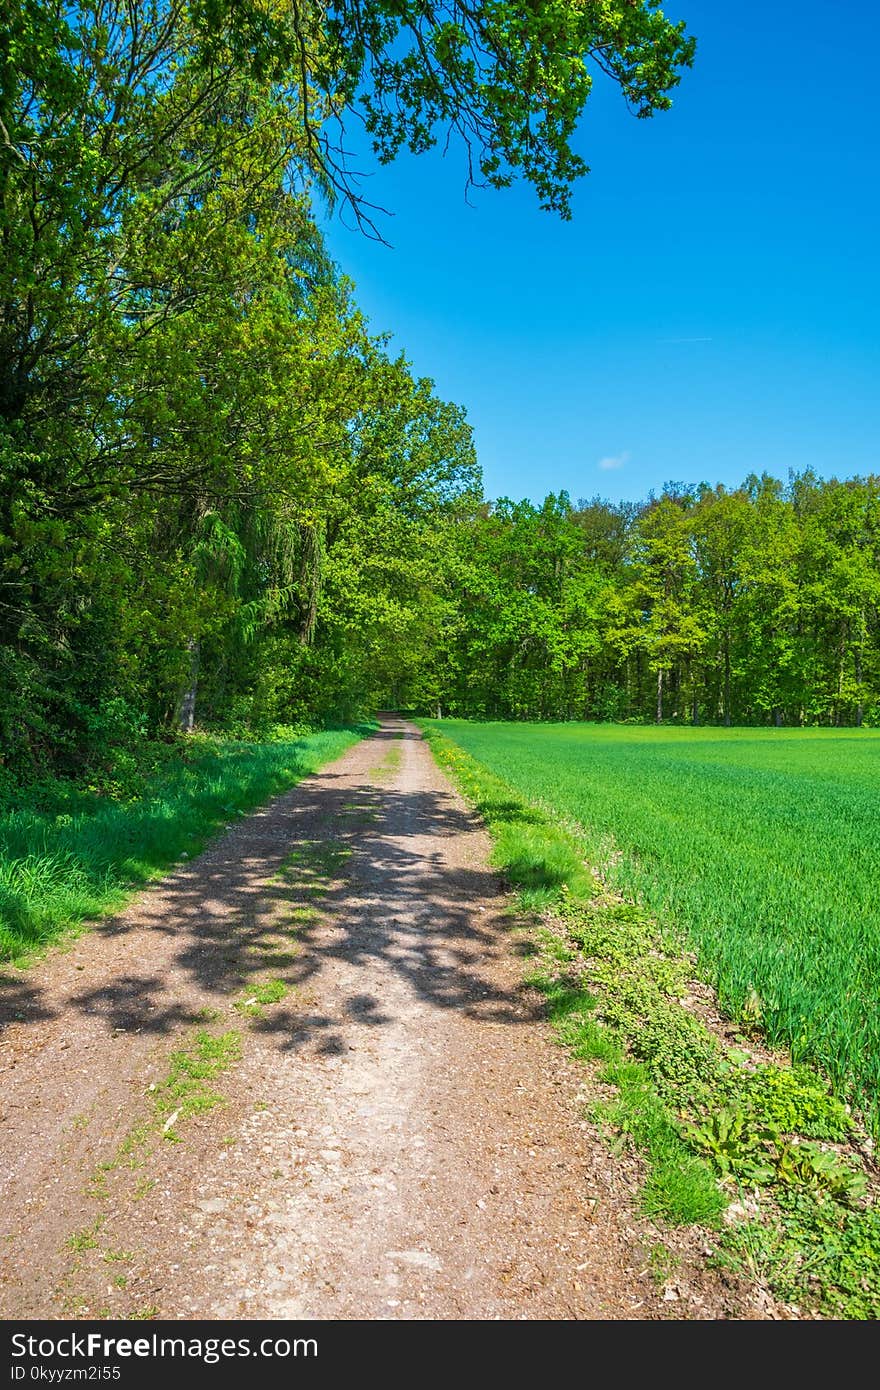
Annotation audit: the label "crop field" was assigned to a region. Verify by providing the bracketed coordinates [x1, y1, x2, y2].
[428, 721, 880, 1126]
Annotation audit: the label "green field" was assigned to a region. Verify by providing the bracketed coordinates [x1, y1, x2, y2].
[429, 721, 880, 1125]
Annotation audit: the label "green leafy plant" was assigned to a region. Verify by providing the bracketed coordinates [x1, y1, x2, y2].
[683, 1108, 776, 1185]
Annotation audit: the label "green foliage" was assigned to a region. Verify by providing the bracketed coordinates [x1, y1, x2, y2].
[250, 979, 287, 1006]
[0, 1, 486, 781]
[648, 1243, 681, 1288]
[736, 1067, 853, 1142]
[771, 1142, 865, 1205]
[316, 2, 695, 218]
[65, 1222, 103, 1255]
[683, 1107, 777, 1185]
[683, 1106, 864, 1202]
[595, 1066, 725, 1227]
[3, 3, 877, 786]
[724, 1193, 880, 1321]
[0, 2, 699, 787]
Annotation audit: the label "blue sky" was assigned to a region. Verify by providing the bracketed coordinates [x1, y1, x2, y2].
[318, 1, 880, 505]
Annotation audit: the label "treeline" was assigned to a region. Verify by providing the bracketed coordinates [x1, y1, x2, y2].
[8, 4, 875, 794]
[428, 478, 880, 727]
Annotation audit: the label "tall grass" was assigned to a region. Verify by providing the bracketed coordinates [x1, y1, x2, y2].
[0, 729, 364, 960]
[427, 721, 880, 1127]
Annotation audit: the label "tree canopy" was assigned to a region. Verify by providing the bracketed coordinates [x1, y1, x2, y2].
[294, 0, 696, 221]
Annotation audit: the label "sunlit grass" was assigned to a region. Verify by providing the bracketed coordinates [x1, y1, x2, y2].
[0, 728, 366, 961]
[426, 720, 880, 1128]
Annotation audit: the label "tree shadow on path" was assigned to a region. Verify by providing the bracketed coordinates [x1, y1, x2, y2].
[0, 726, 548, 1057]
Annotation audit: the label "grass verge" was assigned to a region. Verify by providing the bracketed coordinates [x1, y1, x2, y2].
[0, 726, 369, 961]
[421, 722, 880, 1319]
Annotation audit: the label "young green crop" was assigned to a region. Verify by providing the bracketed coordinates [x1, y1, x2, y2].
[426, 721, 880, 1129]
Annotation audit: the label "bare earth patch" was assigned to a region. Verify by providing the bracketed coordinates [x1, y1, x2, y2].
[0, 721, 758, 1319]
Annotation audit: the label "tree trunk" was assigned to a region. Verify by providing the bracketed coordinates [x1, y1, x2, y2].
[835, 621, 846, 727]
[178, 638, 200, 732]
[656, 668, 663, 724]
[723, 632, 731, 727]
[298, 523, 322, 645]
[856, 643, 864, 728]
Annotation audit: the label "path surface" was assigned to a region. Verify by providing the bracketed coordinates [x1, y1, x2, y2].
[0, 721, 751, 1319]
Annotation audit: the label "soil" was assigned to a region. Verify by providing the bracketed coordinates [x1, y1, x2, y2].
[0, 720, 761, 1320]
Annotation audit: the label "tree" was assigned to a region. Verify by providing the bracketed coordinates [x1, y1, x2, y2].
[692, 485, 751, 725]
[630, 493, 707, 723]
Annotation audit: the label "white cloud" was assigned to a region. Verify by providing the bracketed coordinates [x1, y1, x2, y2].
[598, 450, 630, 472]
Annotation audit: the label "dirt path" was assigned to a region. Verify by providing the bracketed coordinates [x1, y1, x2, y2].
[0, 720, 751, 1320]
